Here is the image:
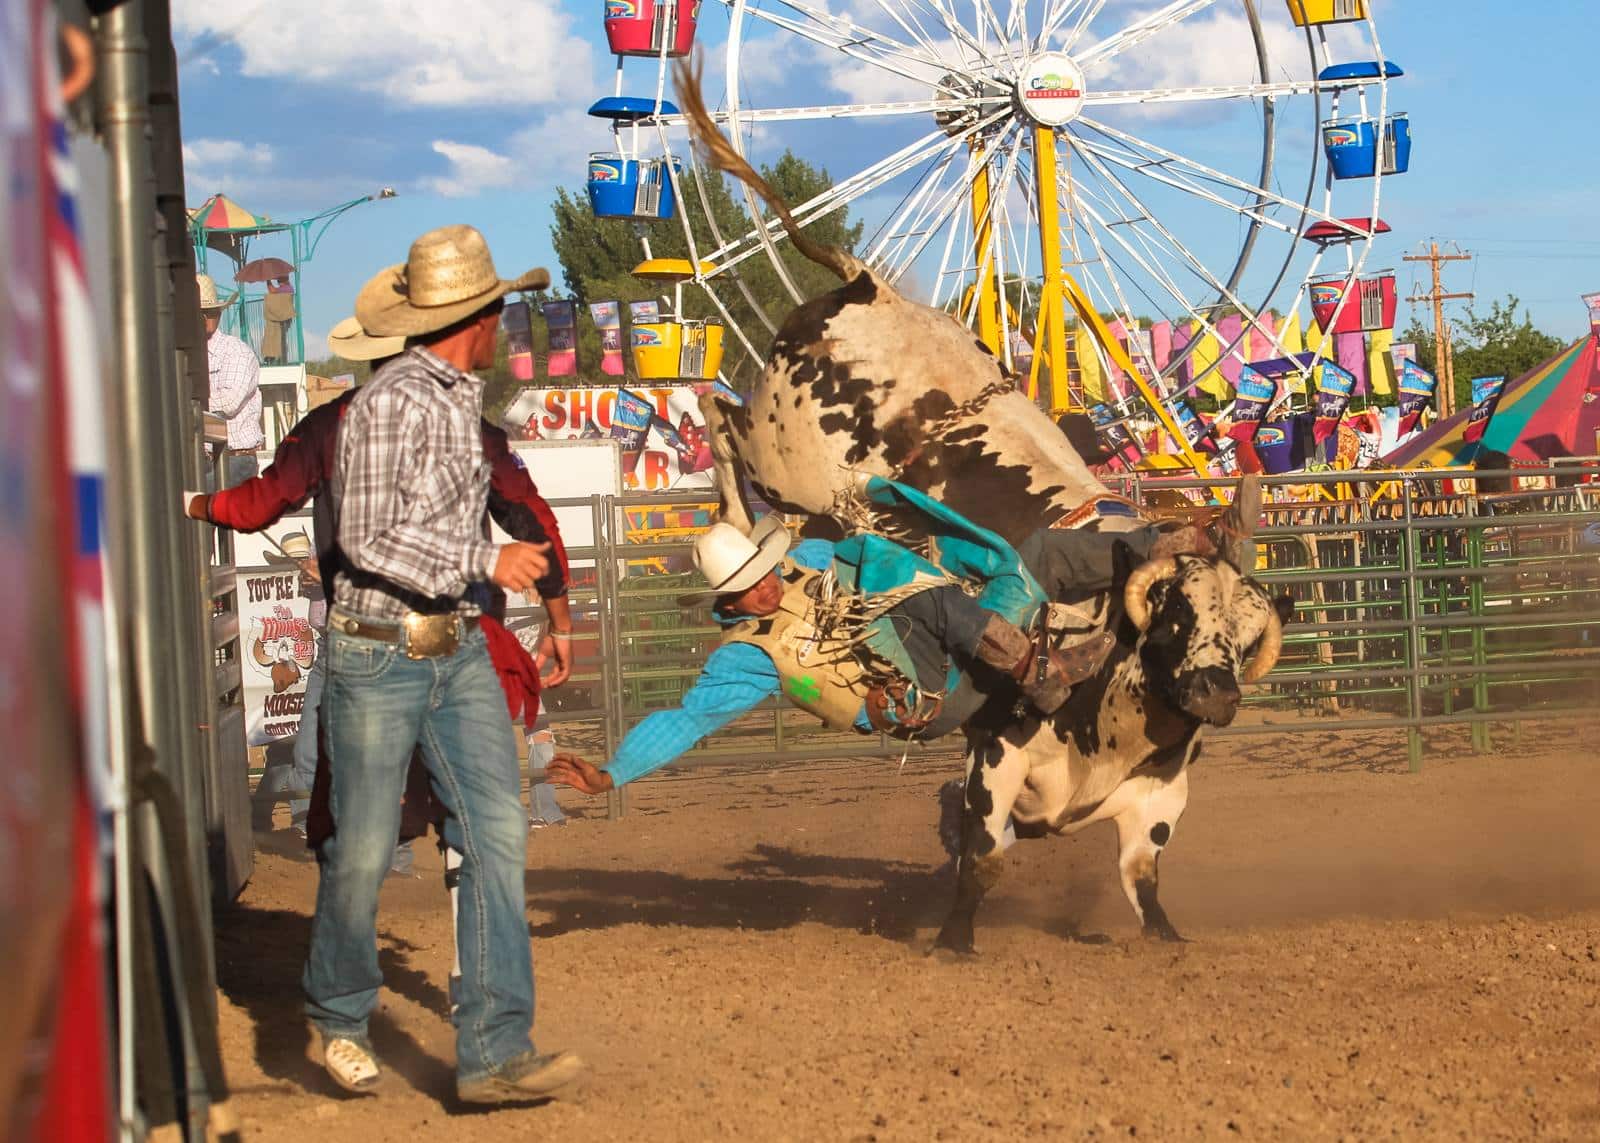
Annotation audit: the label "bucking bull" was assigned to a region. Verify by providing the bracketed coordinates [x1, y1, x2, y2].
[675, 63, 1292, 952]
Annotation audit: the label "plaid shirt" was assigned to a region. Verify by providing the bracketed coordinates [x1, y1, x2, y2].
[206, 330, 263, 450]
[331, 347, 500, 619]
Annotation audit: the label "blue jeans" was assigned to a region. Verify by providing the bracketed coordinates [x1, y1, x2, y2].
[303, 621, 534, 1081]
[288, 650, 324, 826]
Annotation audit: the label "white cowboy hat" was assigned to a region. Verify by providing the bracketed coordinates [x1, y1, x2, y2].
[354, 224, 550, 338]
[677, 515, 791, 607]
[196, 273, 234, 311]
[327, 316, 404, 362]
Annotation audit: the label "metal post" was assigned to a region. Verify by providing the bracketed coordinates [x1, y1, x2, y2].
[599, 494, 627, 821]
[1467, 519, 1491, 753]
[1399, 483, 1424, 771]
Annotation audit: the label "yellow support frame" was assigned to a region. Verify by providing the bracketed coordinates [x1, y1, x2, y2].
[967, 141, 1003, 355]
[1023, 126, 1213, 479]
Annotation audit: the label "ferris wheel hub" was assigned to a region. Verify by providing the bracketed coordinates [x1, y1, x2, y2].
[1013, 52, 1086, 128]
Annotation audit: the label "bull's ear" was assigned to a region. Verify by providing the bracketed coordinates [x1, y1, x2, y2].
[1273, 593, 1295, 626]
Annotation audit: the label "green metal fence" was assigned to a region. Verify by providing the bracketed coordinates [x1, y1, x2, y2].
[529, 465, 1600, 815]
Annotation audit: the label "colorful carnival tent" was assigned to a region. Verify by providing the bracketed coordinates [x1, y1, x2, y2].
[1479, 336, 1600, 460]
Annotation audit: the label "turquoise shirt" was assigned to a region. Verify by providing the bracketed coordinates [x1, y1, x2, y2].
[605, 540, 863, 787]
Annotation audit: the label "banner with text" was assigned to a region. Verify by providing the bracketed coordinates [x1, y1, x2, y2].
[1312, 360, 1357, 444]
[507, 385, 716, 490]
[1463, 375, 1507, 445]
[503, 299, 534, 381]
[1397, 359, 1437, 435]
[542, 300, 577, 378]
[590, 300, 624, 376]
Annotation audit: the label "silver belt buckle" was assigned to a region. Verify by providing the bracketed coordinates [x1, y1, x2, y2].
[402, 613, 460, 660]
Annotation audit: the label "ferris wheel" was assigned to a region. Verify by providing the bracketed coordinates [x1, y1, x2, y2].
[587, 0, 1408, 472]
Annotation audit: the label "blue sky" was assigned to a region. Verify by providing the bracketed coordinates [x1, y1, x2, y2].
[174, 0, 1600, 357]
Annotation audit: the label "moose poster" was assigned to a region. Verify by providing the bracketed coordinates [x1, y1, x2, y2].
[233, 517, 320, 747]
[505, 384, 716, 490]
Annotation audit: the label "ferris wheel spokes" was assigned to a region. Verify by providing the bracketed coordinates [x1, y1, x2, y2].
[1085, 78, 1322, 108]
[730, 0, 957, 88]
[1074, 0, 1221, 68]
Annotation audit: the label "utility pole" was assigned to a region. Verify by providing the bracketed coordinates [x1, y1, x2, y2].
[1404, 241, 1474, 418]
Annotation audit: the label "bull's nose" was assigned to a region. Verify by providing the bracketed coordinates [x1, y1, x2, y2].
[1178, 666, 1242, 726]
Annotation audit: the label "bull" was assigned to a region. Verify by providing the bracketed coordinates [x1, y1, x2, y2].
[675, 62, 1291, 951]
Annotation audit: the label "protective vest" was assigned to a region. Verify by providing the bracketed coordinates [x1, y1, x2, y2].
[720, 561, 873, 730]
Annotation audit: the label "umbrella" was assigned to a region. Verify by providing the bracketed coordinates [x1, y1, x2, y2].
[188, 192, 264, 231]
[1479, 336, 1599, 460]
[236, 256, 295, 283]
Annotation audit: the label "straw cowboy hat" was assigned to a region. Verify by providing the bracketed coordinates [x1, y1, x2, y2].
[263, 530, 314, 565]
[355, 224, 550, 338]
[196, 273, 234, 311]
[327, 316, 404, 362]
[678, 515, 791, 606]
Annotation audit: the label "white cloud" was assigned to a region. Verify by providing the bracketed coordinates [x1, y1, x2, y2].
[182, 138, 278, 201]
[418, 140, 518, 198]
[172, 0, 594, 108]
[414, 106, 611, 199]
[184, 138, 273, 168]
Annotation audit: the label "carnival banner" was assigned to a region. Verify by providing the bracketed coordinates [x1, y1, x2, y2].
[503, 299, 534, 381]
[1171, 398, 1216, 454]
[1397, 359, 1437, 434]
[590, 300, 624, 376]
[1463, 375, 1507, 445]
[628, 299, 660, 324]
[1582, 291, 1600, 334]
[1226, 366, 1278, 441]
[542, 300, 577, 377]
[505, 384, 717, 490]
[1312, 360, 1357, 443]
[1471, 374, 1506, 407]
[1088, 402, 1134, 459]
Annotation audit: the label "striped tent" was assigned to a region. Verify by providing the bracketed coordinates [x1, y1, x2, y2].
[1479, 336, 1600, 460]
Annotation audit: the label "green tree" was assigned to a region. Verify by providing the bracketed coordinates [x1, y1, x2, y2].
[1402, 296, 1565, 410]
[548, 151, 863, 391]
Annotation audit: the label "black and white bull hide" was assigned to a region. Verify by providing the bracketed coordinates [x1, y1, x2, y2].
[674, 61, 1289, 951]
[673, 61, 1113, 548]
[938, 554, 1289, 953]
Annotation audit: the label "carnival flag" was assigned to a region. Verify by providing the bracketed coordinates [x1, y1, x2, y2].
[1367, 328, 1396, 396]
[1088, 401, 1134, 458]
[542, 300, 578, 377]
[1312, 360, 1357, 444]
[502, 300, 534, 381]
[1216, 313, 1245, 387]
[1462, 375, 1507, 445]
[1390, 341, 1418, 373]
[1582, 291, 1600, 335]
[590, 300, 624, 376]
[610, 388, 655, 480]
[628, 299, 659, 324]
[1333, 330, 1367, 394]
[1227, 366, 1278, 442]
[1396, 359, 1438, 435]
[1171, 398, 1216, 454]
[1151, 321, 1173, 373]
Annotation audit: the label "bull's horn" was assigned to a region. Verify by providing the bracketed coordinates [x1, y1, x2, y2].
[1122, 557, 1178, 631]
[1241, 609, 1283, 683]
[250, 638, 274, 667]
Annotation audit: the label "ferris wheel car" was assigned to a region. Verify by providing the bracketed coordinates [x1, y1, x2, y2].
[586, 154, 682, 221]
[1309, 272, 1397, 335]
[1287, 0, 1367, 25]
[631, 318, 725, 381]
[1317, 60, 1404, 85]
[588, 96, 679, 122]
[603, 0, 700, 57]
[1322, 114, 1412, 179]
[1302, 217, 1392, 246]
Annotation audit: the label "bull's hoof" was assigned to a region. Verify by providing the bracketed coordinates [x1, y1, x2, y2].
[1142, 920, 1188, 944]
[930, 923, 976, 957]
[926, 938, 976, 961]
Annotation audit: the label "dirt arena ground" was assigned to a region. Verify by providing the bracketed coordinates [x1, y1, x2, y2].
[217, 723, 1600, 1141]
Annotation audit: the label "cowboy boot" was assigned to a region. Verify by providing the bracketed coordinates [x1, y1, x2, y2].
[972, 615, 1115, 715]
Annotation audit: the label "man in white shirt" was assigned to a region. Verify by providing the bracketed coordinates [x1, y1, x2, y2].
[199, 273, 263, 487]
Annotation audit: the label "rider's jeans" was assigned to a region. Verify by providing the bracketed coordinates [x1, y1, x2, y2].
[302, 621, 535, 1081]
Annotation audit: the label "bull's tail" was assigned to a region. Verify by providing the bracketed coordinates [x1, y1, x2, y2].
[675, 56, 867, 284]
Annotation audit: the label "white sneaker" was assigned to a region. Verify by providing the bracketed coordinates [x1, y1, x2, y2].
[312, 1029, 382, 1094]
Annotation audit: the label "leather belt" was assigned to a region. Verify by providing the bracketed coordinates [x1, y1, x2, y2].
[225, 447, 261, 455]
[330, 607, 479, 660]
